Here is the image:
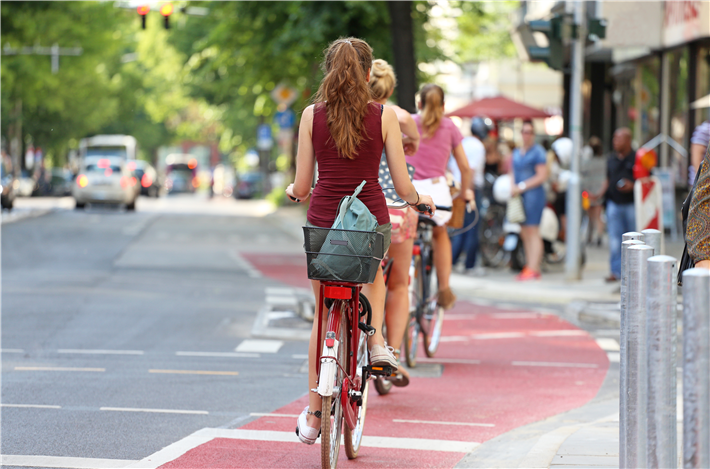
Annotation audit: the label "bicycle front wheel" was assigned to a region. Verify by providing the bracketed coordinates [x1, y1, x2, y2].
[321, 303, 346, 469]
[344, 328, 368, 458]
[403, 313, 420, 368]
[421, 264, 445, 358]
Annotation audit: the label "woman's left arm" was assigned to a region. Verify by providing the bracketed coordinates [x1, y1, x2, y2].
[512, 150, 549, 196]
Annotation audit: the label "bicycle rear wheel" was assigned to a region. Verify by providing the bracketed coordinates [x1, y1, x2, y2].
[421, 265, 445, 358]
[321, 303, 346, 469]
[344, 328, 368, 458]
[403, 313, 419, 368]
[404, 254, 424, 368]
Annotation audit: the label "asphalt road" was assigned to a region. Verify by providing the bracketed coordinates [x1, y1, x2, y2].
[1, 195, 312, 465]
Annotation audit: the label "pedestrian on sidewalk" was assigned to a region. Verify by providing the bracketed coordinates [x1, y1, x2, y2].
[369, 58, 419, 387]
[689, 119, 710, 184]
[285, 37, 434, 445]
[581, 136, 606, 246]
[509, 121, 549, 281]
[688, 142, 710, 270]
[449, 117, 490, 275]
[407, 84, 472, 310]
[593, 127, 636, 282]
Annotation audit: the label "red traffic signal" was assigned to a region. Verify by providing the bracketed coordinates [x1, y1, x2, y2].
[137, 5, 149, 29]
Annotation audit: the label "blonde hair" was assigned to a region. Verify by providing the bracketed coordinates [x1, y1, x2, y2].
[369, 59, 396, 101]
[419, 84, 444, 138]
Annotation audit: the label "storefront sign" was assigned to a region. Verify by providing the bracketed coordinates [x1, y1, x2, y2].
[663, 0, 710, 47]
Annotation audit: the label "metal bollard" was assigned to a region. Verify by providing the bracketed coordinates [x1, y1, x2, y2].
[683, 268, 710, 468]
[624, 245, 655, 468]
[620, 238, 646, 469]
[623, 231, 645, 243]
[646, 255, 678, 468]
[642, 229, 663, 256]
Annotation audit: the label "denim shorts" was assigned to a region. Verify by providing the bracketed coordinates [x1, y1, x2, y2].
[306, 221, 392, 253]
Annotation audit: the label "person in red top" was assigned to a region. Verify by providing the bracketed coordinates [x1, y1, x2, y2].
[286, 37, 433, 445]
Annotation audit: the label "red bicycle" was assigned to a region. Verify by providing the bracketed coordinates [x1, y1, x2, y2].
[303, 226, 395, 469]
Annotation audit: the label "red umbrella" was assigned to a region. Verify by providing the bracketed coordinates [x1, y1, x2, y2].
[446, 95, 551, 120]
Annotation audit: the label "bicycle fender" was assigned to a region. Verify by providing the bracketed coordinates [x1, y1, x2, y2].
[317, 340, 339, 397]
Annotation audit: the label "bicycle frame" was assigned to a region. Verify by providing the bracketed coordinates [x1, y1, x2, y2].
[315, 281, 365, 431]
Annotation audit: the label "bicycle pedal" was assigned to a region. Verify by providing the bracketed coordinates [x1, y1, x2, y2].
[366, 364, 395, 376]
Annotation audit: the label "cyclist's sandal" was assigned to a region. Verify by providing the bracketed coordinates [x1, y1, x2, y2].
[295, 406, 321, 445]
[437, 287, 457, 310]
[370, 344, 398, 370]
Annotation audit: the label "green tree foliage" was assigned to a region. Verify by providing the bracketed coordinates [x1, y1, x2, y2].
[453, 1, 517, 63]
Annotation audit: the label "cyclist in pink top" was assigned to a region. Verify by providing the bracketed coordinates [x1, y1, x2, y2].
[407, 84, 471, 310]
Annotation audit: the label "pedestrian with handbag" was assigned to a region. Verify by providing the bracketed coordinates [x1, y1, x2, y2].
[687, 143, 710, 270]
[509, 120, 549, 281]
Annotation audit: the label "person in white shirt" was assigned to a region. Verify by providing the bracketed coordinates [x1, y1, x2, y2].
[449, 117, 491, 274]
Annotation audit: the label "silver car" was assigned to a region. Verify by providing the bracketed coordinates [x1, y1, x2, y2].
[72, 157, 139, 210]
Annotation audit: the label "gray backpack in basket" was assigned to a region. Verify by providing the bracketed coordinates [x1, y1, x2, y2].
[310, 180, 378, 281]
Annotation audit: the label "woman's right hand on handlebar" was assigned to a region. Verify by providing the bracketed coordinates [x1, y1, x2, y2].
[285, 184, 310, 203]
[411, 194, 435, 215]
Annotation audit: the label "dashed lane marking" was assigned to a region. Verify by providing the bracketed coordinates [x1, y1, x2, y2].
[393, 419, 495, 428]
[249, 412, 300, 418]
[1, 348, 25, 353]
[58, 349, 144, 355]
[1, 404, 62, 409]
[595, 338, 620, 351]
[14, 366, 105, 372]
[472, 332, 526, 339]
[176, 351, 260, 358]
[291, 354, 308, 359]
[100, 407, 208, 415]
[417, 357, 481, 365]
[149, 369, 239, 376]
[607, 352, 620, 362]
[235, 339, 284, 353]
[0, 455, 138, 468]
[512, 361, 599, 368]
[529, 330, 588, 337]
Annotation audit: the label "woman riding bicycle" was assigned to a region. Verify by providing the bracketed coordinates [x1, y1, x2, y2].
[285, 38, 434, 445]
[407, 84, 472, 310]
[369, 58, 420, 387]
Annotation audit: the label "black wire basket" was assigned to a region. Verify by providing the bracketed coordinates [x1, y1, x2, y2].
[303, 226, 385, 284]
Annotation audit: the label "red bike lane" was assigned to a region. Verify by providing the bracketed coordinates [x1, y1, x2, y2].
[155, 254, 609, 469]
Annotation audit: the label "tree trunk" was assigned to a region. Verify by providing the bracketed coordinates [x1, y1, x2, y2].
[388, 1, 416, 113]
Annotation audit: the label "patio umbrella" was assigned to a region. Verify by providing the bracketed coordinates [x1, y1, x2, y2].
[446, 95, 551, 120]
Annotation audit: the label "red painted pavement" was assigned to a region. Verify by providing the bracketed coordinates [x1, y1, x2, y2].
[160, 254, 609, 468]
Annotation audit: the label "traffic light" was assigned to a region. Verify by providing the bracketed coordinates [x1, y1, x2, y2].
[137, 5, 149, 30]
[527, 15, 564, 70]
[160, 3, 173, 29]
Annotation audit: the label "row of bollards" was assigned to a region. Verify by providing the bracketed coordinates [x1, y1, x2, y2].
[620, 229, 710, 468]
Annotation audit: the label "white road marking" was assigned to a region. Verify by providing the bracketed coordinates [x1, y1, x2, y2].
[57, 349, 144, 355]
[228, 249, 262, 278]
[595, 337, 620, 351]
[14, 366, 105, 372]
[393, 419, 494, 427]
[489, 312, 545, 319]
[472, 332, 526, 339]
[1, 404, 61, 409]
[512, 361, 599, 368]
[417, 357, 481, 365]
[519, 425, 581, 468]
[0, 455, 137, 468]
[235, 339, 283, 353]
[249, 413, 300, 418]
[1, 348, 25, 353]
[100, 407, 208, 415]
[439, 336, 471, 342]
[607, 352, 620, 362]
[176, 351, 260, 358]
[529, 330, 588, 337]
[291, 354, 308, 359]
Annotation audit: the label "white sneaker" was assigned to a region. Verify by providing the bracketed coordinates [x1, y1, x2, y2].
[295, 406, 320, 445]
[370, 344, 398, 370]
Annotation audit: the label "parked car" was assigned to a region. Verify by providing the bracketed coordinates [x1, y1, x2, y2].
[235, 171, 263, 199]
[1, 165, 16, 210]
[49, 168, 73, 197]
[72, 157, 139, 210]
[16, 170, 36, 197]
[128, 160, 161, 197]
[165, 154, 198, 194]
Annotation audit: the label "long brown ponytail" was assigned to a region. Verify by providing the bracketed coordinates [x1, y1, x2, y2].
[313, 38, 373, 160]
[419, 84, 444, 138]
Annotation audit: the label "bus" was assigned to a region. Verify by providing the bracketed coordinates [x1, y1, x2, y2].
[79, 135, 138, 161]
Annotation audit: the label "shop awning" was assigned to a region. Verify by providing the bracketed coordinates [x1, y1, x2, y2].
[446, 95, 551, 120]
[691, 93, 710, 110]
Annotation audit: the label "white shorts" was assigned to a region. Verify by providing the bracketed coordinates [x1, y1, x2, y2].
[413, 178, 452, 226]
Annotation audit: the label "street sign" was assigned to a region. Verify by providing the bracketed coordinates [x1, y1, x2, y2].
[275, 109, 295, 129]
[271, 84, 298, 107]
[257, 124, 273, 150]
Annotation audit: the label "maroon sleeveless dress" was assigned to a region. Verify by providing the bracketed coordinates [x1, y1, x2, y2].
[307, 102, 390, 228]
